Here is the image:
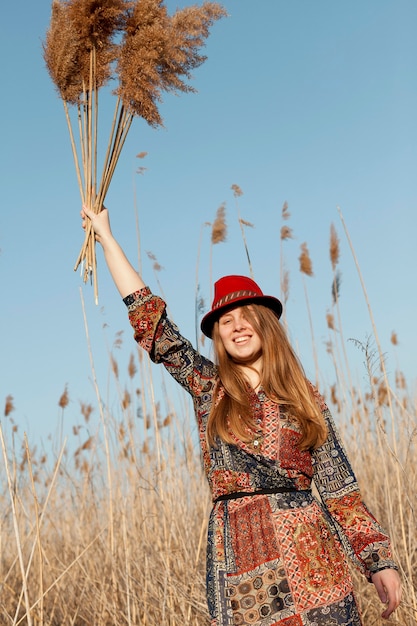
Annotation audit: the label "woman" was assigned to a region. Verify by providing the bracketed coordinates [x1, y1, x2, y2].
[81, 205, 401, 625]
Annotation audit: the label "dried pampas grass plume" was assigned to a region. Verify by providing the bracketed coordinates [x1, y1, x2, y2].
[231, 184, 243, 197]
[280, 225, 293, 241]
[58, 386, 69, 409]
[331, 270, 342, 304]
[4, 395, 15, 417]
[43, 0, 226, 302]
[281, 201, 290, 220]
[330, 223, 340, 270]
[326, 312, 335, 330]
[211, 203, 227, 244]
[299, 242, 313, 277]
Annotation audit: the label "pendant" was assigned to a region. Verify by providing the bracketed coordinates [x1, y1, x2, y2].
[252, 435, 263, 450]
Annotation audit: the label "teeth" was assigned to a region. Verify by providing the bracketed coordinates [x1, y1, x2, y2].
[235, 337, 248, 343]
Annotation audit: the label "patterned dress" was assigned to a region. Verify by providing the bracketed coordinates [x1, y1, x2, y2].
[124, 288, 398, 626]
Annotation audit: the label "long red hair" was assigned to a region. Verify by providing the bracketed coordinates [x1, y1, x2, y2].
[206, 304, 327, 450]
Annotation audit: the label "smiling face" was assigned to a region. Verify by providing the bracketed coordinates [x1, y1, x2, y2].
[217, 305, 263, 366]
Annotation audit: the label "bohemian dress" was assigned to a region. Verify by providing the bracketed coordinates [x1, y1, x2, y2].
[124, 288, 398, 626]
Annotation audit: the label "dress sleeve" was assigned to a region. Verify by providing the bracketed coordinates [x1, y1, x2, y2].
[311, 391, 398, 579]
[123, 288, 216, 399]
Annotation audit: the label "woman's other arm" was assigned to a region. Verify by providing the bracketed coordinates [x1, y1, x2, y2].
[81, 206, 144, 298]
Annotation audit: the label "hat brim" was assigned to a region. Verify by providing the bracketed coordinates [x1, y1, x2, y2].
[200, 295, 283, 338]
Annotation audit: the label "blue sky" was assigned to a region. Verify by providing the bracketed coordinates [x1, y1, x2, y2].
[1, 0, 416, 448]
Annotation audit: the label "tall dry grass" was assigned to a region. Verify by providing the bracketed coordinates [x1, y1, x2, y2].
[1, 335, 210, 625]
[1, 197, 416, 624]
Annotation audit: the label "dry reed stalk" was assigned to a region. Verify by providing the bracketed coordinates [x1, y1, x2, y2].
[327, 223, 357, 411]
[209, 203, 227, 297]
[279, 201, 292, 329]
[0, 425, 33, 626]
[23, 435, 44, 626]
[298, 242, 319, 385]
[15, 529, 108, 626]
[231, 184, 255, 278]
[336, 205, 417, 619]
[44, 0, 226, 303]
[194, 221, 210, 348]
[133, 154, 148, 276]
[79, 286, 117, 605]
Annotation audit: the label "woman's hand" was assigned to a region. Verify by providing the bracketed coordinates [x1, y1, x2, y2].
[81, 205, 112, 244]
[80, 204, 145, 297]
[372, 568, 402, 619]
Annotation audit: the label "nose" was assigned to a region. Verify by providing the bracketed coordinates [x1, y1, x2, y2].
[232, 312, 246, 331]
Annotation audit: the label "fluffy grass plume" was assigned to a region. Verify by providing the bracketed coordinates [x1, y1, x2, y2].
[43, 0, 226, 302]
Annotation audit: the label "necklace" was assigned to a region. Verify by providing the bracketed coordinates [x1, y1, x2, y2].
[251, 433, 264, 450]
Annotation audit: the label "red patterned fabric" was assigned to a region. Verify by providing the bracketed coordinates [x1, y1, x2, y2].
[229, 498, 281, 574]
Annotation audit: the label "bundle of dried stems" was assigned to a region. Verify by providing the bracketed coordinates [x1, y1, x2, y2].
[44, 0, 226, 302]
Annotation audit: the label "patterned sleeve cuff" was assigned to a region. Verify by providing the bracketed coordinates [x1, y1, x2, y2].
[367, 561, 399, 580]
[123, 286, 152, 307]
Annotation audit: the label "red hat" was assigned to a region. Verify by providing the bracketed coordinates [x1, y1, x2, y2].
[200, 275, 283, 338]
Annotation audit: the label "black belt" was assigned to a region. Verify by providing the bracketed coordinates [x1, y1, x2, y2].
[213, 487, 310, 504]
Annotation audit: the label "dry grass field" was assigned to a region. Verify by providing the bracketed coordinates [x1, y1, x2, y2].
[1, 211, 416, 625]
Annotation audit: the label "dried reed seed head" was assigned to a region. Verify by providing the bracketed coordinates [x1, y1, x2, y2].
[281, 201, 290, 220]
[128, 353, 137, 378]
[114, 330, 124, 348]
[67, 0, 127, 49]
[326, 312, 335, 330]
[240, 218, 254, 228]
[280, 269, 289, 303]
[80, 459, 90, 473]
[122, 389, 131, 409]
[231, 184, 243, 197]
[44, 0, 126, 103]
[136, 151, 148, 159]
[211, 203, 227, 244]
[58, 386, 69, 409]
[162, 414, 172, 427]
[377, 382, 388, 406]
[44, 2, 83, 102]
[116, 0, 226, 125]
[80, 402, 93, 422]
[197, 295, 206, 315]
[331, 271, 341, 304]
[78, 436, 94, 454]
[4, 394, 15, 417]
[299, 242, 313, 276]
[142, 441, 149, 454]
[329, 223, 340, 269]
[390, 331, 398, 346]
[395, 370, 406, 389]
[111, 355, 119, 378]
[280, 225, 293, 240]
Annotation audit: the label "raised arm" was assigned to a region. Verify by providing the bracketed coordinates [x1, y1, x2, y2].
[81, 206, 144, 298]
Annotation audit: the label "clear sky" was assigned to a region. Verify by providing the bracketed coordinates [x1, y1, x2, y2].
[1, 0, 416, 447]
